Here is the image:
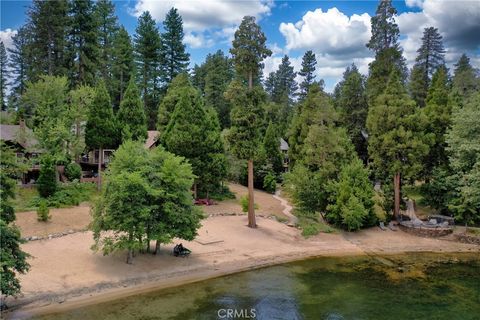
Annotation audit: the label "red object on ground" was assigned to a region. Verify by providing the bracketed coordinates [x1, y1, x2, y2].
[194, 198, 216, 206]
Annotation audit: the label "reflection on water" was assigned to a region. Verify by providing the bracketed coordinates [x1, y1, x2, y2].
[27, 253, 480, 320]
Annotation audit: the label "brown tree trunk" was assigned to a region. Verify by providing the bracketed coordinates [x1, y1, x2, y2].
[154, 241, 160, 255]
[97, 147, 103, 191]
[126, 232, 134, 264]
[247, 159, 256, 228]
[394, 172, 401, 220]
[193, 183, 198, 199]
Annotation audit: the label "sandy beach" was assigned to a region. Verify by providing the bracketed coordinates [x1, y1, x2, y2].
[5, 214, 479, 319]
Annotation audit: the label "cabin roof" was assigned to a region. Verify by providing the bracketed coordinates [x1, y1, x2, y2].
[0, 123, 41, 152]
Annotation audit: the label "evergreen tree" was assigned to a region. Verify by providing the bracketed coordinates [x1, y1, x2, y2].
[229, 16, 271, 227]
[117, 78, 147, 142]
[69, 85, 95, 161]
[366, 0, 406, 103]
[0, 143, 29, 298]
[27, 0, 69, 79]
[157, 73, 193, 136]
[298, 50, 317, 100]
[421, 66, 451, 178]
[203, 51, 234, 129]
[161, 8, 190, 84]
[271, 55, 298, 103]
[7, 27, 33, 106]
[334, 64, 369, 163]
[37, 154, 57, 198]
[85, 80, 118, 189]
[263, 121, 283, 175]
[452, 54, 478, 99]
[162, 83, 226, 198]
[67, 0, 99, 86]
[0, 42, 8, 110]
[134, 11, 162, 129]
[445, 92, 480, 225]
[366, 70, 431, 219]
[409, 27, 445, 107]
[94, 0, 119, 89]
[111, 27, 135, 109]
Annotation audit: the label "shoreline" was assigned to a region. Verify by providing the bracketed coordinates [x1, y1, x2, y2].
[5, 215, 480, 319]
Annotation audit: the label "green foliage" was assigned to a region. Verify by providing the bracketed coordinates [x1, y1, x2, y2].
[162, 81, 227, 197]
[65, 162, 82, 181]
[367, 70, 432, 183]
[117, 78, 147, 142]
[111, 27, 135, 109]
[69, 85, 95, 160]
[0, 143, 29, 297]
[326, 158, 377, 231]
[92, 141, 202, 263]
[0, 41, 8, 109]
[263, 122, 284, 175]
[85, 80, 118, 150]
[36, 200, 50, 222]
[240, 195, 259, 213]
[225, 81, 266, 160]
[263, 171, 277, 194]
[298, 50, 317, 100]
[334, 64, 369, 162]
[134, 11, 162, 129]
[161, 8, 190, 83]
[452, 54, 479, 100]
[37, 155, 57, 198]
[230, 16, 271, 83]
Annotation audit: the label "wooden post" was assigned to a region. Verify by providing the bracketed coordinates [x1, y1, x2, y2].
[394, 172, 401, 220]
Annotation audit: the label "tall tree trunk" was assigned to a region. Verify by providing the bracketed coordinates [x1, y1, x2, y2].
[394, 172, 401, 220]
[154, 241, 160, 255]
[194, 183, 198, 199]
[126, 232, 134, 264]
[97, 147, 103, 191]
[247, 159, 256, 228]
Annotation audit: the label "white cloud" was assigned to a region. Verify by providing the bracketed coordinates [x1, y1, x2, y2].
[0, 28, 17, 51]
[132, 0, 273, 48]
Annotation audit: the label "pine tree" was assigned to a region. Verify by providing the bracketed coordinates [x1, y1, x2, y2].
[270, 55, 298, 104]
[162, 84, 226, 198]
[366, 0, 407, 103]
[263, 122, 283, 175]
[298, 50, 317, 100]
[0, 42, 8, 110]
[134, 11, 162, 129]
[111, 26, 135, 109]
[201, 50, 234, 129]
[157, 73, 193, 136]
[7, 27, 33, 106]
[95, 0, 119, 88]
[85, 80, 118, 189]
[334, 64, 369, 163]
[117, 78, 147, 142]
[67, 0, 99, 86]
[409, 27, 445, 107]
[161, 8, 190, 84]
[27, 0, 69, 79]
[229, 16, 271, 227]
[37, 154, 57, 198]
[452, 54, 478, 99]
[366, 70, 431, 219]
[0, 143, 30, 298]
[422, 65, 451, 178]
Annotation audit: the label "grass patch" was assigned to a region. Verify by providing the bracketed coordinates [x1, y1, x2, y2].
[12, 187, 39, 212]
[295, 209, 337, 238]
[466, 227, 480, 236]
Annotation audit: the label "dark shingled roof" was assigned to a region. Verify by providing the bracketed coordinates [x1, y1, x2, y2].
[0, 123, 41, 152]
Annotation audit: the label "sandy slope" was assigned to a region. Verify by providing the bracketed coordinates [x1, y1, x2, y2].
[6, 214, 479, 319]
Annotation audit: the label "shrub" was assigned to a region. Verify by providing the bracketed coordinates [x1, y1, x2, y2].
[240, 195, 259, 212]
[37, 200, 50, 222]
[65, 163, 82, 181]
[263, 171, 277, 194]
[37, 155, 57, 198]
[29, 182, 96, 208]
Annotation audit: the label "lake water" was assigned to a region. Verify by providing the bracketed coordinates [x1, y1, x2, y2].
[31, 253, 480, 320]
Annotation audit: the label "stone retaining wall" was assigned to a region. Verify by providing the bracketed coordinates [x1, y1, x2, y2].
[398, 224, 453, 238]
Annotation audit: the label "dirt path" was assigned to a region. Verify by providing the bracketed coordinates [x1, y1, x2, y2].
[273, 189, 298, 226]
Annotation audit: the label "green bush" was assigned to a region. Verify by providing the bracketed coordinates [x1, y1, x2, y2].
[65, 163, 82, 181]
[37, 200, 50, 222]
[240, 195, 259, 213]
[263, 172, 277, 194]
[37, 155, 57, 198]
[30, 182, 96, 208]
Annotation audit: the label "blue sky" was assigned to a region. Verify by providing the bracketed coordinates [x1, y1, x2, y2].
[1, 0, 479, 92]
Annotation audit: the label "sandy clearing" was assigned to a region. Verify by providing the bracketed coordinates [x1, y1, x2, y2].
[5, 214, 479, 318]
